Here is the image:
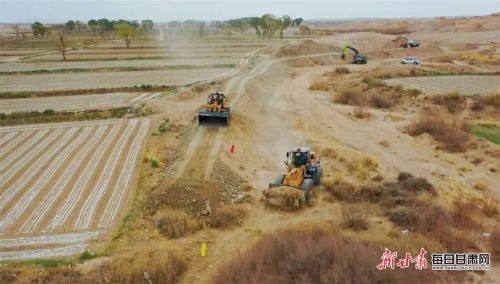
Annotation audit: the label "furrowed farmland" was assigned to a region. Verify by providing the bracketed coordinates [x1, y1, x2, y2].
[0, 119, 149, 259]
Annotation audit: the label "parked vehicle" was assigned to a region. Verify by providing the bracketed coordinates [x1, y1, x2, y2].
[400, 57, 421, 64]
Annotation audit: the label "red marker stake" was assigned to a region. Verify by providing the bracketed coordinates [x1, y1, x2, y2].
[230, 145, 235, 153]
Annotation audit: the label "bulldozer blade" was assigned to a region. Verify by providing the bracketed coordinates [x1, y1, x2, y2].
[268, 182, 283, 189]
[198, 111, 229, 127]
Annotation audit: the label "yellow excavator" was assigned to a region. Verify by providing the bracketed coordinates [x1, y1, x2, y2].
[268, 146, 323, 202]
[198, 92, 230, 126]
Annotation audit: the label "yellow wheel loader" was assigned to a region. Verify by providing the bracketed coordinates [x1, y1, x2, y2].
[198, 92, 230, 127]
[268, 146, 322, 202]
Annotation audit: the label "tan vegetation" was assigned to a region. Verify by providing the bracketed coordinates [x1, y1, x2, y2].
[432, 92, 466, 114]
[212, 205, 248, 229]
[353, 106, 372, 119]
[406, 114, 470, 152]
[334, 86, 364, 105]
[212, 226, 441, 283]
[341, 204, 368, 230]
[335, 66, 350, 74]
[92, 247, 188, 283]
[154, 208, 205, 238]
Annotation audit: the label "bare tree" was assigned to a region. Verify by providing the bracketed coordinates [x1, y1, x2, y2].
[12, 25, 20, 38]
[57, 31, 67, 61]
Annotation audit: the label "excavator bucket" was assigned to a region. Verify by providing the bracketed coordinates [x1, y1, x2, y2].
[198, 111, 229, 127]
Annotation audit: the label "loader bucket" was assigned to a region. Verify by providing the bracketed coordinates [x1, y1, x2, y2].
[198, 111, 229, 127]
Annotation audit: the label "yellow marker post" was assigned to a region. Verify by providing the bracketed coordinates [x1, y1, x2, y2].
[201, 242, 207, 257]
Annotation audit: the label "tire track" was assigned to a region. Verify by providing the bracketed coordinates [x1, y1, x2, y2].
[19, 125, 108, 234]
[0, 127, 86, 232]
[45, 124, 122, 231]
[170, 127, 207, 179]
[98, 119, 150, 228]
[74, 120, 138, 230]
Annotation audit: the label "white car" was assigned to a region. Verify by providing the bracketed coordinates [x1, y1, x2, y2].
[400, 57, 421, 64]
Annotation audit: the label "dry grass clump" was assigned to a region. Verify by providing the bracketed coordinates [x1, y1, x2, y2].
[212, 205, 248, 229]
[371, 93, 396, 109]
[309, 80, 330, 91]
[334, 86, 364, 105]
[450, 198, 482, 230]
[324, 172, 435, 206]
[490, 228, 500, 257]
[320, 147, 338, 159]
[93, 248, 188, 284]
[341, 204, 368, 230]
[154, 208, 205, 238]
[481, 192, 498, 217]
[212, 226, 440, 284]
[262, 186, 305, 210]
[335, 66, 350, 74]
[361, 76, 386, 87]
[471, 93, 500, 112]
[388, 203, 478, 253]
[347, 156, 378, 180]
[432, 92, 467, 114]
[353, 106, 372, 119]
[406, 114, 470, 152]
[405, 88, 422, 97]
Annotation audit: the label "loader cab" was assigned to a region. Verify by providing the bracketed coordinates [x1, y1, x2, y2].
[286, 147, 311, 167]
[208, 92, 224, 105]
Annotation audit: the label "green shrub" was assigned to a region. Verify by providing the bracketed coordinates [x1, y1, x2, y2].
[111, 108, 127, 118]
[151, 159, 158, 168]
[43, 109, 55, 115]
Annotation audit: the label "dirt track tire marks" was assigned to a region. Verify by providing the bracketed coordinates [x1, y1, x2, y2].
[46, 124, 122, 231]
[98, 119, 150, 228]
[0, 127, 86, 232]
[74, 120, 138, 230]
[19, 125, 108, 234]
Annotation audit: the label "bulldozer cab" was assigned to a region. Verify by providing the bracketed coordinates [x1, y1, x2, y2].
[286, 147, 311, 167]
[208, 92, 224, 106]
[198, 92, 230, 127]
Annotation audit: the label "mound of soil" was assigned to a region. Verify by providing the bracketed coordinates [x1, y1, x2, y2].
[148, 179, 224, 217]
[275, 39, 335, 58]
